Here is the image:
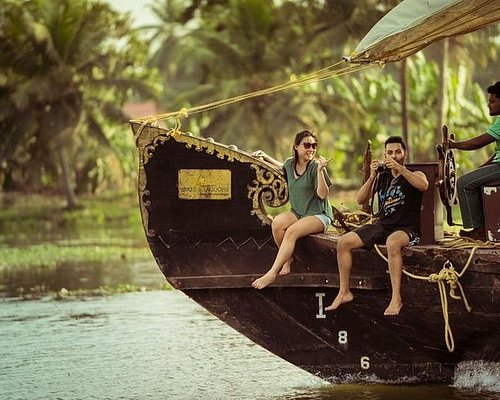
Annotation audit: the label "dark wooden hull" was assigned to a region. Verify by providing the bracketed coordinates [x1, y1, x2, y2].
[132, 122, 500, 383]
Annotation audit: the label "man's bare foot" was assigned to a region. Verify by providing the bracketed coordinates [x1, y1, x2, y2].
[325, 291, 354, 311]
[279, 259, 293, 275]
[252, 271, 278, 289]
[383, 299, 402, 316]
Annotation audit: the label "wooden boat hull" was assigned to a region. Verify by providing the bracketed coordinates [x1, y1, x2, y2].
[132, 122, 499, 383]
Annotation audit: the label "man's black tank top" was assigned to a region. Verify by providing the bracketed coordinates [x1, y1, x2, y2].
[375, 171, 423, 233]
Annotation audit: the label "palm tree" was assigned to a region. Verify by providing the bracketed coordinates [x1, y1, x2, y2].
[148, 0, 397, 158]
[146, 0, 497, 173]
[0, 0, 158, 206]
[423, 24, 499, 143]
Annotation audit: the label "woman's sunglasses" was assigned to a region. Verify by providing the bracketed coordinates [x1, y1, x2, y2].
[302, 142, 318, 149]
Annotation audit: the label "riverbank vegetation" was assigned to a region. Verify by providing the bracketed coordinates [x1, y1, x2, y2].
[0, 191, 168, 298]
[0, 0, 495, 295]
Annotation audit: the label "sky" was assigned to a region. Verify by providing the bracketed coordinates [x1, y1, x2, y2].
[105, 0, 159, 27]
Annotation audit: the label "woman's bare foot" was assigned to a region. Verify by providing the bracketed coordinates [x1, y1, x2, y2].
[252, 271, 278, 289]
[279, 258, 293, 275]
[383, 299, 402, 316]
[325, 291, 354, 311]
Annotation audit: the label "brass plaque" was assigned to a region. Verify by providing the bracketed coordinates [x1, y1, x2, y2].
[178, 169, 231, 200]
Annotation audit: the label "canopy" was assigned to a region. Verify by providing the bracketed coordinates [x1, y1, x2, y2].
[349, 0, 500, 64]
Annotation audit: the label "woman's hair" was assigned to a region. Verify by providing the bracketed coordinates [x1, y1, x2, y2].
[292, 130, 317, 163]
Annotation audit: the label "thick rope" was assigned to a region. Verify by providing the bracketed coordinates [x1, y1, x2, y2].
[373, 243, 493, 352]
[130, 62, 374, 125]
[331, 211, 496, 351]
[133, 107, 189, 146]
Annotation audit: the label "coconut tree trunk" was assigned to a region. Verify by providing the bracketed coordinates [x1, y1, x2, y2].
[58, 147, 78, 209]
[400, 58, 410, 161]
[436, 39, 449, 142]
[54, 94, 82, 210]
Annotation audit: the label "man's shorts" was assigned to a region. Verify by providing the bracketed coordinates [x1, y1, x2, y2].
[353, 223, 420, 250]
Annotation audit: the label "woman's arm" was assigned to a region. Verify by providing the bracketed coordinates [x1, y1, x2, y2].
[316, 157, 330, 200]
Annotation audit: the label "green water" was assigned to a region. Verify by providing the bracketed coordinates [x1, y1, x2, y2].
[1, 291, 499, 399]
[1, 193, 498, 398]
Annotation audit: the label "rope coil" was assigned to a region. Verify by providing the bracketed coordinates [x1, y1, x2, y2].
[373, 244, 491, 352]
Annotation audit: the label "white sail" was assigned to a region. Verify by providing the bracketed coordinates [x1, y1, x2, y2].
[349, 0, 500, 64]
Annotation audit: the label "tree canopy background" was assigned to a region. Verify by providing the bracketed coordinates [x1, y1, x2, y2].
[1, 0, 498, 207]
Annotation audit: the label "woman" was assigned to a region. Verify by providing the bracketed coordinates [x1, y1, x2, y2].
[252, 130, 333, 289]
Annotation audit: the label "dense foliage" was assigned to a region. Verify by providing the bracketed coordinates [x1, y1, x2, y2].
[147, 0, 498, 182]
[0, 191, 164, 296]
[0, 0, 159, 206]
[0, 0, 498, 199]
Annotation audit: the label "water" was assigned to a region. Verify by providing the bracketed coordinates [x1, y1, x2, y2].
[0, 257, 163, 298]
[1, 290, 499, 400]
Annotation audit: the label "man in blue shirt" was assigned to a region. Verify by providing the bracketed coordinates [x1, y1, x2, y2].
[450, 81, 500, 241]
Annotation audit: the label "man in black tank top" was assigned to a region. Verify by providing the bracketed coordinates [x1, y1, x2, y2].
[325, 136, 429, 316]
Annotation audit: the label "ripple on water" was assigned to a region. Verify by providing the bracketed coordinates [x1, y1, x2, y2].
[0, 290, 498, 400]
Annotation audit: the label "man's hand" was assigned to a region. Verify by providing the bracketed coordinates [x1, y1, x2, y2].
[370, 160, 380, 177]
[384, 156, 402, 172]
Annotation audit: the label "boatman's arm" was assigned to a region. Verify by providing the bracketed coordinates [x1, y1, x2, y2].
[449, 133, 495, 151]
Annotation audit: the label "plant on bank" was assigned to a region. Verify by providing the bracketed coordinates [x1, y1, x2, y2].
[0, 0, 160, 207]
